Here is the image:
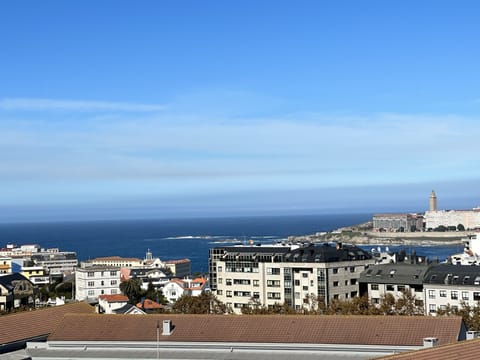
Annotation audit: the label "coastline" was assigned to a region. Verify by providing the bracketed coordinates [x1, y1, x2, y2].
[288, 222, 467, 246]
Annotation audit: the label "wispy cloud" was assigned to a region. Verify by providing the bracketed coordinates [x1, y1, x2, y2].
[0, 98, 167, 112]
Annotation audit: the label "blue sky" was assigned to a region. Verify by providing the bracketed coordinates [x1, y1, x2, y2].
[1, 1, 480, 222]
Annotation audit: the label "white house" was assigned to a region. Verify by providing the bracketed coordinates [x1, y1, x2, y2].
[98, 294, 129, 314]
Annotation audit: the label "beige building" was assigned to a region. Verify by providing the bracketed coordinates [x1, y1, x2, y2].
[209, 242, 375, 314]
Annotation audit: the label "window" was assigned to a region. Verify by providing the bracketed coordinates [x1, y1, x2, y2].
[333, 281, 339, 287]
[397, 285, 405, 292]
[87, 281, 94, 287]
[439, 290, 447, 298]
[267, 267, 280, 275]
[474, 292, 480, 301]
[218, 278, 223, 284]
[111, 280, 117, 285]
[87, 272, 95, 277]
[428, 290, 435, 299]
[451, 291, 458, 300]
[351, 279, 357, 285]
[345, 280, 348, 286]
[226, 290, 232, 298]
[110, 271, 117, 276]
[371, 284, 379, 290]
[267, 280, 281, 287]
[302, 286, 308, 291]
[267, 292, 281, 300]
[294, 292, 300, 299]
[253, 280, 259, 287]
[101, 281, 104, 286]
[234, 279, 251, 285]
[429, 304, 436, 313]
[463, 291, 469, 300]
[386, 284, 395, 291]
[217, 290, 223, 295]
[302, 273, 308, 278]
[294, 280, 300, 286]
[350, 266, 355, 273]
[88, 290, 95, 296]
[226, 279, 232, 286]
[111, 289, 117, 294]
[332, 268, 338, 274]
[372, 298, 379, 304]
[218, 266, 223, 272]
[253, 292, 260, 299]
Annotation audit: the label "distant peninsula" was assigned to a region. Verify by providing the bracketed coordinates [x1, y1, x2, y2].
[289, 221, 466, 246]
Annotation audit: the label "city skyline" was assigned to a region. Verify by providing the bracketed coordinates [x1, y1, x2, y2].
[1, 1, 480, 222]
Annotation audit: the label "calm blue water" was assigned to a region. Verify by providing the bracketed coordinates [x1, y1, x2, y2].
[0, 214, 463, 272]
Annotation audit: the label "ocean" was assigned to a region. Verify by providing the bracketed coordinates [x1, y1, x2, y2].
[0, 214, 464, 273]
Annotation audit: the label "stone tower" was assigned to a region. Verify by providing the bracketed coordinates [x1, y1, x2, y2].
[429, 190, 438, 211]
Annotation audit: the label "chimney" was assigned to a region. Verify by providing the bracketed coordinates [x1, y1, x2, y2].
[467, 331, 480, 340]
[423, 337, 438, 348]
[162, 319, 172, 335]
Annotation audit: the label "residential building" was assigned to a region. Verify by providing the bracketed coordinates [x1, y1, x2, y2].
[209, 242, 375, 314]
[25, 314, 466, 360]
[30, 250, 78, 277]
[21, 265, 50, 286]
[136, 298, 164, 313]
[0, 273, 36, 312]
[98, 294, 129, 314]
[450, 232, 480, 265]
[163, 277, 209, 303]
[359, 263, 428, 310]
[128, 268, 170, 290]
[0, 256, 12, 274]
[423, 264, 480, 316]
[75, 264, 121, 302]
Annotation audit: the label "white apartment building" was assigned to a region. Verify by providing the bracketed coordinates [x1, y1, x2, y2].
[31, 250, 78, 276]
[75, 264, 121, 302]
[423, 264, 480, 315]
[209, 242, 375, 314]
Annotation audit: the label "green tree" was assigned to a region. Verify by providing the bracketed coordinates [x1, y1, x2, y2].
[172, 293, 228, 314]
[457, 224, 465, 231]
[119, 278, 143, 304]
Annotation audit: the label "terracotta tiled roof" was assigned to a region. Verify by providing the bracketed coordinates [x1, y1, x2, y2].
[98, 294, 128, 303]
[0, 302, 94, 345]
[48, 314, 464, 346]
[379, 338, 480, 360]
[136, 299, 163, 309]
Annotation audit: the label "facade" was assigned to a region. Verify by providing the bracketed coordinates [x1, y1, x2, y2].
[31, 250, 78, 276]
[88, 256, 143, 268]
[425, 209, 480, 230]
[373, 213, 422, 232]
[423, 264, 480, 316]
[163, 277, 209, 303]
[0, 273, 36, 312]
[21, 265, 50, 286]
[359, 263, 428, 310]
[75, 264, 121, 302]
[163, 259, 191, 277]
[98, 294, 129, 314]
[209, 242, 375, 314]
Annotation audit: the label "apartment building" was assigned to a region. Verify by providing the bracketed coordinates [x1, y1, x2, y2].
[209, 242, 374, 313]
[423, 264, 480, 315]
[75, 264, 121, 302]
[358, 263, 428, 309]
[30, 250, 78, 276]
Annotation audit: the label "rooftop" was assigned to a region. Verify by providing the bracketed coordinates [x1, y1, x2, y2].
[48, 314, 464, 347]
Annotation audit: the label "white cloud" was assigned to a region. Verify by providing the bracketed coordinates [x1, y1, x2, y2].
[0, 98, 167, 112]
